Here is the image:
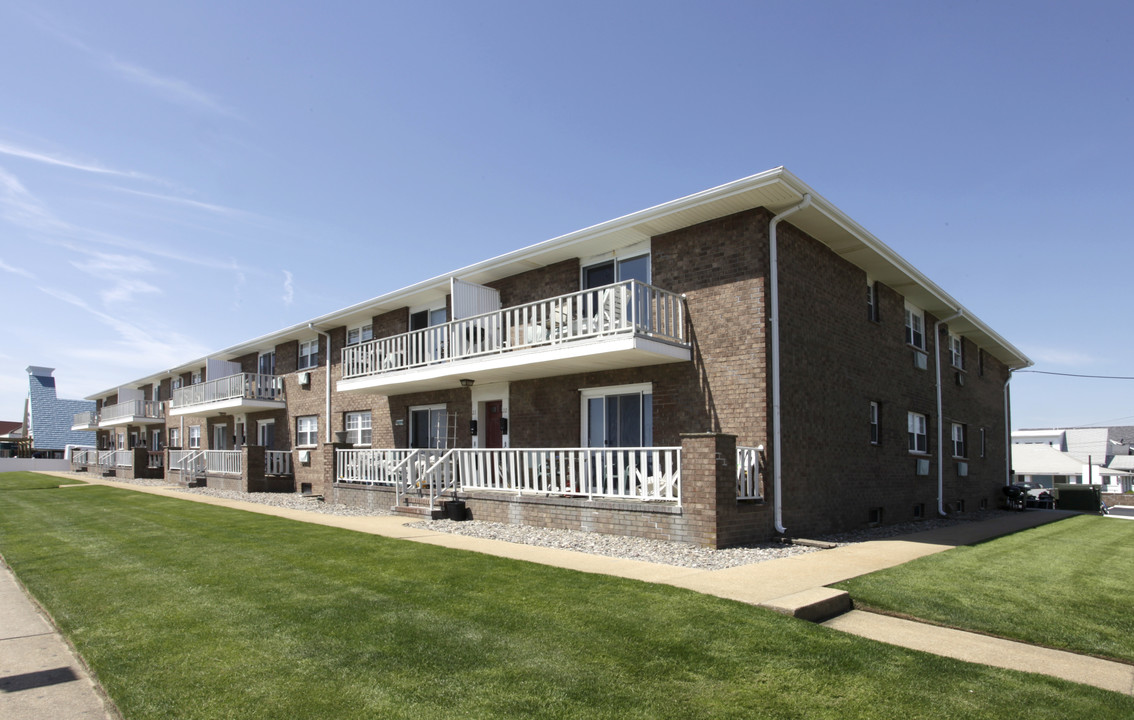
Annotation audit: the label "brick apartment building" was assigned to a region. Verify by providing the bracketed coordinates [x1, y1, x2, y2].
[71, 168, 1031, 546]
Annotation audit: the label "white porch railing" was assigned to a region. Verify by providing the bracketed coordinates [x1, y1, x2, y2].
[265, 450, 292, 475]
[205, 450, 242, 475]
[341, 280, 687, 379]
[169, 450, 205, 473]
[101, 400, 164, 422]
[148, 451, 164, 469]
[336, 447, 682, 503]
[98, 450, 116, 467]
[72, 449, 99, 464]
[737, 446, 763, 500]
[171, 373, 284, 409]
[114, 450, 132, 467]
[73, 411, 98, 427]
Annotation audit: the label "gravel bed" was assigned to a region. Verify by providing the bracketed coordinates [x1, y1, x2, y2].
[56, 472, 1015, 571]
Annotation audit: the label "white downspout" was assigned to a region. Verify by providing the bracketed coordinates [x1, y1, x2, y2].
[309, 323, 333, 444]
[769, 193, 812, 535]
[1004, 371, 1013, 485]
[935, 310, 963, 516]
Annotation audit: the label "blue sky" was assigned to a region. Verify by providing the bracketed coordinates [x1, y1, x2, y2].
[1, 0, 1130, 431]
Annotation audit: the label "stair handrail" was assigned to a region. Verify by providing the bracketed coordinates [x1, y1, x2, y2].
[425, 448, 459, 512]
[392, 450, 421, 508]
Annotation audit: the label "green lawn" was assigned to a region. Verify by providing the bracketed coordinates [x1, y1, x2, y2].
[2, 471, 1131, 719]
[836, 514, 1134, 662]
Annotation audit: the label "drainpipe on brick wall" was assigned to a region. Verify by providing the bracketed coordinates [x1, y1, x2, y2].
[768, 193, 812, 535]
[935, 310, 963, 516]
[1004, 371, 1013, 486]
[308, 323, 333, 444]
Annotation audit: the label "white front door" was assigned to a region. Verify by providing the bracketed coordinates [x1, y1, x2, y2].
[258, 420, 275, 449]
[213, 424, 228, 450]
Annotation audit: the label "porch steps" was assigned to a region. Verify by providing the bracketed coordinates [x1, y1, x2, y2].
[392, 495, 445, 520]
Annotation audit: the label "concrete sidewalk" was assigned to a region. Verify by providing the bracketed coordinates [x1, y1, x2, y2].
[7, 472, 1132, 716]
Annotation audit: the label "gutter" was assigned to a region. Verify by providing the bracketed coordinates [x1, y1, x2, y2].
[1004, 371, 1013, 485]
[308, 324, 333, 444]
[934, 310, 963, 516]
[768, 193, 812, 535]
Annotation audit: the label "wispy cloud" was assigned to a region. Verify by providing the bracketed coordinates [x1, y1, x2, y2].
[0, 139, 155, 181]
[0, 257, 36, 280]
[107, 186, 250, 218]
[34, 17, 240, 119]
[1028, 346, 1097, 367]
[282, 270, 294, 305]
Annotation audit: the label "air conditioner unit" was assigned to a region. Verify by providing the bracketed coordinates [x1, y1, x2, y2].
[957, 461, 969, 477]
[298, 371, 311, 386]
[916, 458, 930, 476]
[913, 351, 928, 370]
[298, 449, 311, 463]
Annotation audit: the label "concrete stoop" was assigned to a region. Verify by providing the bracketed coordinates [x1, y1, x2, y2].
[392, 495, 444, 520]
[758, 587, 852, 623]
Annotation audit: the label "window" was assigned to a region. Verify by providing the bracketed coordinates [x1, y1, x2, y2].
[908, 412, 928, 454]
[188, 425, 201, 449]
[298, 339, 318, 370]
[409, 405, 449, 449]
[345, 411, 372, 445]
[582, 253, 650, 290]
[169, 427, 181, 448]
[409, 307, 448, 331]
[346, 323, 373, 346]
[949, 333, 964, 370]
[152, 385, 161, 402]
[904, 303, 925, 350]
[296, 416, 318, 446]
[978, 348, 985, 377]
[581, 384, 653, 448]
[191, 371, 202, 385]
[258, 351, 275, 376]
[870, 402, 880, 445]
[150, 429, 161, 450]
[980, 428, 987, 458]
[952, 423, 967, 458]
[172, 377, 183, 390]
[867, 282, 879, 322]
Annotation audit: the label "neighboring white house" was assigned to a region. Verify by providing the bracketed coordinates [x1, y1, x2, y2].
[1011, 439, 1134, 493]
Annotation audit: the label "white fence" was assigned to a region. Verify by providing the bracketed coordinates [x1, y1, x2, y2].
[169, 450, 206, 475]
[336, 447, 682, 503]
[341, 280, 686, 379]
[736, 446, 763, 500]
[265, 450, 292, 475]
[205, 450, 242, 476]
[101, 400, 164, 422]
[114, 450, 133, 467]
[72, 410, 98, 427]
[171, 373, 283, 409]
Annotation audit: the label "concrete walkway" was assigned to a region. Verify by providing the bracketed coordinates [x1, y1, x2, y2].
[4, 473, 1131, 720]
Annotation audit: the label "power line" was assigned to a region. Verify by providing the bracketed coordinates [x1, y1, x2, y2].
[1016, 370, 1134, 380]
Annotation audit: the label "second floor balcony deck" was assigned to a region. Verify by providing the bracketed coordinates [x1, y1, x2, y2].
[169, 373, 285, 416]
[99, 400, 165, 427]
[71, 411, 99, 431]
[337, 280, 690, 396]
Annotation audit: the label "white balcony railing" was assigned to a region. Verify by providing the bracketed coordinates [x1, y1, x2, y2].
[205, 450, 242, 476]
[737, 446, 762, 500]
[265, 450, 292, 476]
[171, 373, 283, 409]
[101, 400, 164, 423]
[73, 411, 99, 427]
[341, 280, 687, 379]
[336, 447, 682, 503]
[98, 450, 116, 467]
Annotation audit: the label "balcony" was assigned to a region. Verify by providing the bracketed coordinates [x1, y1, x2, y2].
[338, 280, 690, 396]
[169, 373, 285, 416]
[71, 411, 100, 431]
[99, 400, 165, 427]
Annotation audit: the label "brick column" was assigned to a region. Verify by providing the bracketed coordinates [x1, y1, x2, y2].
[680, 432, 773, 548]
[320, 443, 350, 497]
[242, 445, 266, 492]
[132, 447, 149, 480]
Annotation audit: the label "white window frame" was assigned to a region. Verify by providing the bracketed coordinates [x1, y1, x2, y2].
[346, 323, 373, 346]
[952, 423, 967, 458]
[257, 419, 275, 448]
[579, 383, 654, 448]
[580, 242, 652, 291]
[258, 350, 276, 376]
[188, 425, 201, 449]
[191, 371, 203, 385]
[152, 385, 161, 402]
[345, 411, 372, 446]
[904, 302, 925, 350]
[297, 338, 318, 370]
[409, 404, 449, 449]
[151, 429, 161, 450]
[908, 412, 928, 455]
[296, 415, 319, 447]
[172, 377, 183, 390]
[169, 427, 181, 448]
[870, 401, 880, 445]
[949, 333, 964, 370]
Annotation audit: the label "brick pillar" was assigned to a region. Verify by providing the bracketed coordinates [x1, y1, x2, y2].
[242, 445, 266, 492]
[680, 432, 773, 548]
[320, 443, 350, 498]
[132, 446, 149, 480]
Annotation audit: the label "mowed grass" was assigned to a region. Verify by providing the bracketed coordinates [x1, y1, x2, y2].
[836, 514, 1134, 662]
[1, 473, 1132, 719]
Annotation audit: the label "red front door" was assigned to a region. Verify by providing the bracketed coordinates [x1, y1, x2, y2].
[485, 401, 504, 448]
